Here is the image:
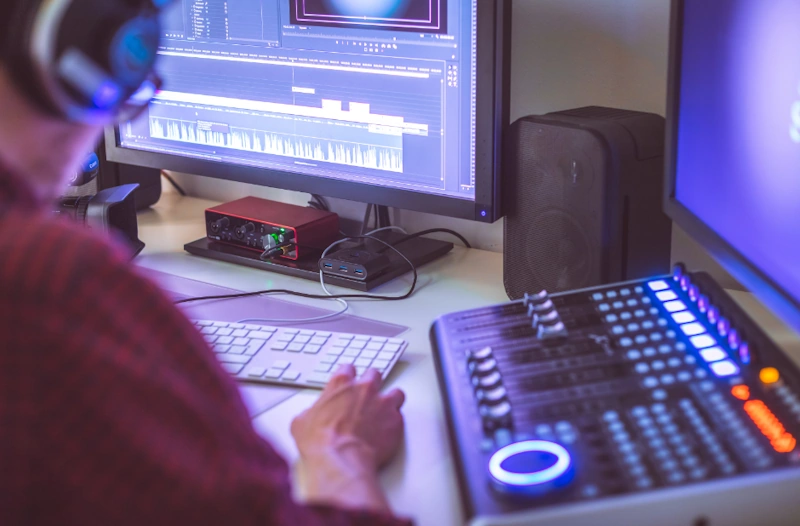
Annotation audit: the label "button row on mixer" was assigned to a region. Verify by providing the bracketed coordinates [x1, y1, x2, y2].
[604, 411, 654, 489]
[679, 399, 737, 475]
[774, 385, 800, 420]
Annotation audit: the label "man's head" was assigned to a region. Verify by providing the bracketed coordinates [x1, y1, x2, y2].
[0, 0, 168, 201]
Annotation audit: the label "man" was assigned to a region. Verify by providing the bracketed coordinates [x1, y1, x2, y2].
[0, 27, 410, 526]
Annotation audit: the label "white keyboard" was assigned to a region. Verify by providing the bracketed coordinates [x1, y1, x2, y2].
[193, 320, 407, 389]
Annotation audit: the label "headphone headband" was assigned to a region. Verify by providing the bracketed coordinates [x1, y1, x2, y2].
[2, 0, 173, 124]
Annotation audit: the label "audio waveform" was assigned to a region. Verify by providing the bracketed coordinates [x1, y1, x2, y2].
[149, 118, 403, 173]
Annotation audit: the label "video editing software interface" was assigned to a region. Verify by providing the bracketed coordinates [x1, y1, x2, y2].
[119, 0, 478, 201]
[675, 0, 800, 304]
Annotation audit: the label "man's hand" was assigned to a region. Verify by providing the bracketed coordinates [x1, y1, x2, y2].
[291, 365, 406, 513]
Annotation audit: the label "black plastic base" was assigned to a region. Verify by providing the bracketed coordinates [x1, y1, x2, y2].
[184, 231, 454, 291]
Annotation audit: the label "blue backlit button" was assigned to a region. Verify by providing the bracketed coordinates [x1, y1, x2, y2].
[668, 357, 681, 368]
[603, 411, 619, 422]
[661, 374, 676, 385]
[627, 299, 639, 307]
[652, 360, 666, 371]
[650, 333, 664, 342]
[672, 311, 697, 324]
[642, 321, 655, 330]
[681, 323, 707, 337]
[599, 303, 611, 312]
[612, 326, 625, 335]
[644, 347, 658, 357]
[649, 280, 670, 291]
[620, 312, 633, 321]
[613, 301, 625, 309]
[677, 371, 692, 382]
[656, 290, 678, 302]
[635, 363, 650, 374]
[690, 334, 716, 349]
[739, 342, 752, 364]
[664, 300, 688, 313]
[606, 290, 618, 299]
[679, 275, 691, 292]
[635, 335, 648, 345]
[592, 293, 604, 301]
[635, 286, 644, 294]
[699, 347, 727, 363]
[488, 440, 572, 488]
[620, 337, 634, 347]
[606, 314, 619, 323]
[628, 323, 641, 332]
[709, 360, 740, 378]
[684, 355, 697, 365]
[620, 289, 631, 296]
[707, 306, 720, 325]
[728, 329, 741, 350]
[687, 285, 699, 302]
[635, 309, 647, 318]
[717, 318, 730, 337]
[627, 350, 642, 360]
[642, 297, 652, 304]
[643, 377, 659, 388]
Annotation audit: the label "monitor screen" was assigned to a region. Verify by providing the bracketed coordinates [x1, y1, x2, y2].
[116, 0, 484, 206]
[669, 0, 800, 325]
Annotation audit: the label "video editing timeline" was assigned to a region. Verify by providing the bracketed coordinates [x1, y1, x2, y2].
[121, 0, 476, 199]
[432, 268, 800, 520]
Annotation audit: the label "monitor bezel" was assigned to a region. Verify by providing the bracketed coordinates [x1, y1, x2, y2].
[663, 0, 800, 333]
[105, 0, 510, 223]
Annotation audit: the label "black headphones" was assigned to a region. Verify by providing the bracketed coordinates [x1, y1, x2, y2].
[0, 0, 175, 124]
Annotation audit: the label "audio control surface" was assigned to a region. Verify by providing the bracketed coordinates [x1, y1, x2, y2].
[431, 269, 800, 525]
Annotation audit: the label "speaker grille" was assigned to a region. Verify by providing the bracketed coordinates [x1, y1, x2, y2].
[523, 210, 593, 292]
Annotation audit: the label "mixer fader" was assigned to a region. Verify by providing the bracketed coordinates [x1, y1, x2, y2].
[431, 268, 800, 525]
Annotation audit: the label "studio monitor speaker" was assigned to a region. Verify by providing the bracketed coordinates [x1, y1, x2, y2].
[504, 106, 672, 300]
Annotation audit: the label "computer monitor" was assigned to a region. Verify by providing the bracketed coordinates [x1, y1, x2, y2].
[104, 0, 510, 223]
[664, 0, 800, 333]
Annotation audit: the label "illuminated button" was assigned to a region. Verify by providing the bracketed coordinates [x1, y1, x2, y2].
[707, 306, 720, 325]
[688, 285, 700, 302]
[672, 311, 696, 324]
[635, 309, 647, 318]
[607, 290, 618, 299]
[731, 385, 751, 401]
[739, 342, 752, 365]
[642, 321, 655, 330]
[690, 334, 716, 349]
[613, 301, 625, 309]
[592, 293, 604, 301]
[649, 280, 670, 291]
[627, 350, 642, 360]
[488, 440, 572, 487]
[679, 275, 691, 291]
[760, 367, 780, 385]
[606, 314, 619, 323]
[656, 290, 678, 302]
[697, 295, 710, 313]
[620, 312, 633, 320]
[710, 360, 740, 378]
[728, 329, 741, 350]
[635, 363, 650, 374]
[664, 301, 687, 313]
[643, 377, 659, 388]
[717, 318, 730, 337]
[699, 347, 727, 363]
[627, 299, 639, 307]
[673, 265, 685, 281]
[620, 338, 633, 347]
[621, 288, 631, 296]
[681, 323, 706, 337]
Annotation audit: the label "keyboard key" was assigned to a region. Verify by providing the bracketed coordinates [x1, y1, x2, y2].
[304, 345, 322, 354]
[229, 323, 245, 329]
[248, 367, 266, 378]
[228, 345, 247, 355]
[344, 348, 361, 357]
[221, 363, 244, 375]
[361, 350, 378, 359]
[355, 358, 373, 367]
[384, 343, 402, 353]
[213, 345, 230, 354]
[213, 322, 230, 328]
[232, 329, 249, 338]
[354, 336, 370, 342]
[203, 335, 218, 344]
[277, 335, 294, 343]
[201, 327, 217, 335]
[271, 342, 288, 351]
[307, 373, 332, 385]
[326, 347, 344, 356]
[366, 342, 384, 351]
[284, 329, 299, 335]
[300, 330, 315, 337]
[348, 341, 367, 350]
[320, 355, 338, 364]
[265, 369, 283, 379]
[288, 343, 304, 352]
[244, 324, 263, 331]
[217, 336, 234, 345]
[217, 354, 251, 364]
[338, 356, 356, 365]
[338, 334, 355, 341]
[282, 370, 301, 381]
[372, 359, 390, 371]
[315, 363, 333, 373]
[249, 331, 275, 340]
[294, 335, 311, 344]
[316, 331, 332, 338]
[216, 328, 234, 336]
[372, 337, 388, 343]
[233, 337, 250, 346]
[378, 351, 395, 361]
[272, 360, 291, 370]
[245, 341, 264, 355]
[196, 320, 213, 326]
[310, 336, 329, 345]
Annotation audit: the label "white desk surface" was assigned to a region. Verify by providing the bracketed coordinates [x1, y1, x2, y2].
[136, 190, 800, 526]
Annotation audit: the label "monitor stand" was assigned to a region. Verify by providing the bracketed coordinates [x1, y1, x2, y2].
[184, 230, 454, 292]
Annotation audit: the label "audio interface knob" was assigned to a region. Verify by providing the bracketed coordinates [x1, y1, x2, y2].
[210, 217, 229, 234]
[235, 222, 256, 238]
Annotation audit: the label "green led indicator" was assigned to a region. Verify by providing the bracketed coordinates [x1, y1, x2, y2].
[280, 228, 286, 233]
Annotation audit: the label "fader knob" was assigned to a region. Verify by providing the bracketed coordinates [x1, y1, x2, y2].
[477, 386, 509, 406]
[480, 401, 513, 432]
[468, 347, 494, 364]
[469, 358, 499, 378]
[473, 371, 503, 391]
[524, 290, 549, 308]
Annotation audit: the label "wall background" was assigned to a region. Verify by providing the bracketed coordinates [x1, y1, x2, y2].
[168, 0, 737, 287]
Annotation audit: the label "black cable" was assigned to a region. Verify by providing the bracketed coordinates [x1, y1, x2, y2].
[389, 228, 472, 249]
[177, 234, 418, 305]
[308, 194, 330, 212]
[360, 204, 374, 235]
[161, 171, 186, 196]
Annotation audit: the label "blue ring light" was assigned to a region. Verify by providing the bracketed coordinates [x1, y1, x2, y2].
[488, 440, 572, 487]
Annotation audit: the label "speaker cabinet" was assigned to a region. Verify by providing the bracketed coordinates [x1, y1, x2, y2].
[504, 106, 672, 299]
